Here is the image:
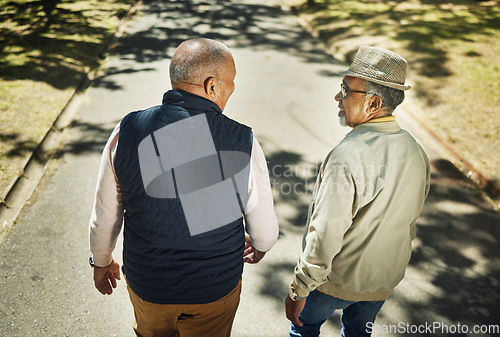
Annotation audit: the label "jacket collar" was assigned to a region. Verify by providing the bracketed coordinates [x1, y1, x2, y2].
[365, 116, 396, 123]
[350, 119, 402, 135]
[162, 90, 222, 115]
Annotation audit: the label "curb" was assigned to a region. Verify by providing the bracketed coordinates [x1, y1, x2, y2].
[401, 104, 500, 198]
[0, 0, 142, 240]
[277, 0, 500, 200]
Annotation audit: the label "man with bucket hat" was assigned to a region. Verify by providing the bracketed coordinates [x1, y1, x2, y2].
[285, 46, 431, 336]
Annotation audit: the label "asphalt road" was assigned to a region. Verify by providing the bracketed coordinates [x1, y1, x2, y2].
[1, 0, 499, 336]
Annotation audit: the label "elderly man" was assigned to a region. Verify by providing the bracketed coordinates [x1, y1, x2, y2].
[285, 46, 430, 337]
[89, 38, 279, 337]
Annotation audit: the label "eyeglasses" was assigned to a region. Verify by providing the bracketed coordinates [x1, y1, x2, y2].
[178, 77, 213, 88]
[340, 83, 367, 99]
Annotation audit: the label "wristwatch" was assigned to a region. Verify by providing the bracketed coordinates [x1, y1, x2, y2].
[289, 284, 306, 301]
[89, 255, 97, 268]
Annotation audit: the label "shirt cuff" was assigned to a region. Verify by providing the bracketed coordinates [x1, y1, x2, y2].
[90, 253, 113, 268]
[289, 280, 310, 300]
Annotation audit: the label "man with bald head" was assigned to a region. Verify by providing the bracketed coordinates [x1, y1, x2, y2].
[89, 38, 279, 337]
[169, 39, 236, 111]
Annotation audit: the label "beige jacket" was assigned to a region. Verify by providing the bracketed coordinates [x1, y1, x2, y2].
[293, 119, 430, 301]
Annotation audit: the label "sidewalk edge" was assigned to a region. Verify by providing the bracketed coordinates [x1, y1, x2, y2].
[277, 0, 500, 200]
[0, 0, 142, 242]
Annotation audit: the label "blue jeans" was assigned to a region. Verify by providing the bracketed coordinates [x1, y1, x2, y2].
[289, 290, 385, 337]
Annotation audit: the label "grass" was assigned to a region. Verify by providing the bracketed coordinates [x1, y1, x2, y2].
[0, 0, 499, 198]
[0, 0, 135, 197]
[287, 0, 500, 188]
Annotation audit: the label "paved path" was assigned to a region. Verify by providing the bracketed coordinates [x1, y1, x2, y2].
[1, 0, 499, 336]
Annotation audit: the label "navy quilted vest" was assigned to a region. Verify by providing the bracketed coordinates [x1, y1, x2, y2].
[115, 90, 253, 304]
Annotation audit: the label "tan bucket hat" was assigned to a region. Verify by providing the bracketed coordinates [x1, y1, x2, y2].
[340, 46, 411, 91]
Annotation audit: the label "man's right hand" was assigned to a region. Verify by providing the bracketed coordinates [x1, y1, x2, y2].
[93, 259, 121, 295]
[285, 295, 306, 326]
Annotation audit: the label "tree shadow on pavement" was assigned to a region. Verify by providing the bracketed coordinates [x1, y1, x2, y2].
[397, 159, 500, 334]
[95, 0, 340, 90]
[257, 149, 500, 335]
[265, 150, 321, 232]
[60, 120, 119, 156]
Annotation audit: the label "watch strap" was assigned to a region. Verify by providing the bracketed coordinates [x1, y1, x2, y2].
[289, 284, 306, 301]
[89, 255, 97, 268]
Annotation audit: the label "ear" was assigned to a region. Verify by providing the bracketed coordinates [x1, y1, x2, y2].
[203, 76, 219, 99]
[366, 95, 383, 115]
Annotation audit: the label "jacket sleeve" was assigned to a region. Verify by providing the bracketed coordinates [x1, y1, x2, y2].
[411, 144, 431, 241]
[292, 163, 356, 298]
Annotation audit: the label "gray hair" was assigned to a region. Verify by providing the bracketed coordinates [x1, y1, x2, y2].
[365, 80, 405, 112]
[170, 38, 231, 85]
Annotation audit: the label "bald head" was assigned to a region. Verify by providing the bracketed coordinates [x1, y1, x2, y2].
[170, 38, 233, 87]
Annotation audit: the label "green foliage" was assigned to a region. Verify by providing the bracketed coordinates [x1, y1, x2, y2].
[0, 0, 133, 87]
[294, 0, 500, 184]
[0, 0, 134, 194]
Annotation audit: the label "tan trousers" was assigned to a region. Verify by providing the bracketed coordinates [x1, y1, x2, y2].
[126, 280, 242, 337]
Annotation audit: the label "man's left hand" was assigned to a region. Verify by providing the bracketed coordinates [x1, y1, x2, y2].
[93, 259, 121, 295]
[243, 234, 266, 264]
[285, 295, 306, 326]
